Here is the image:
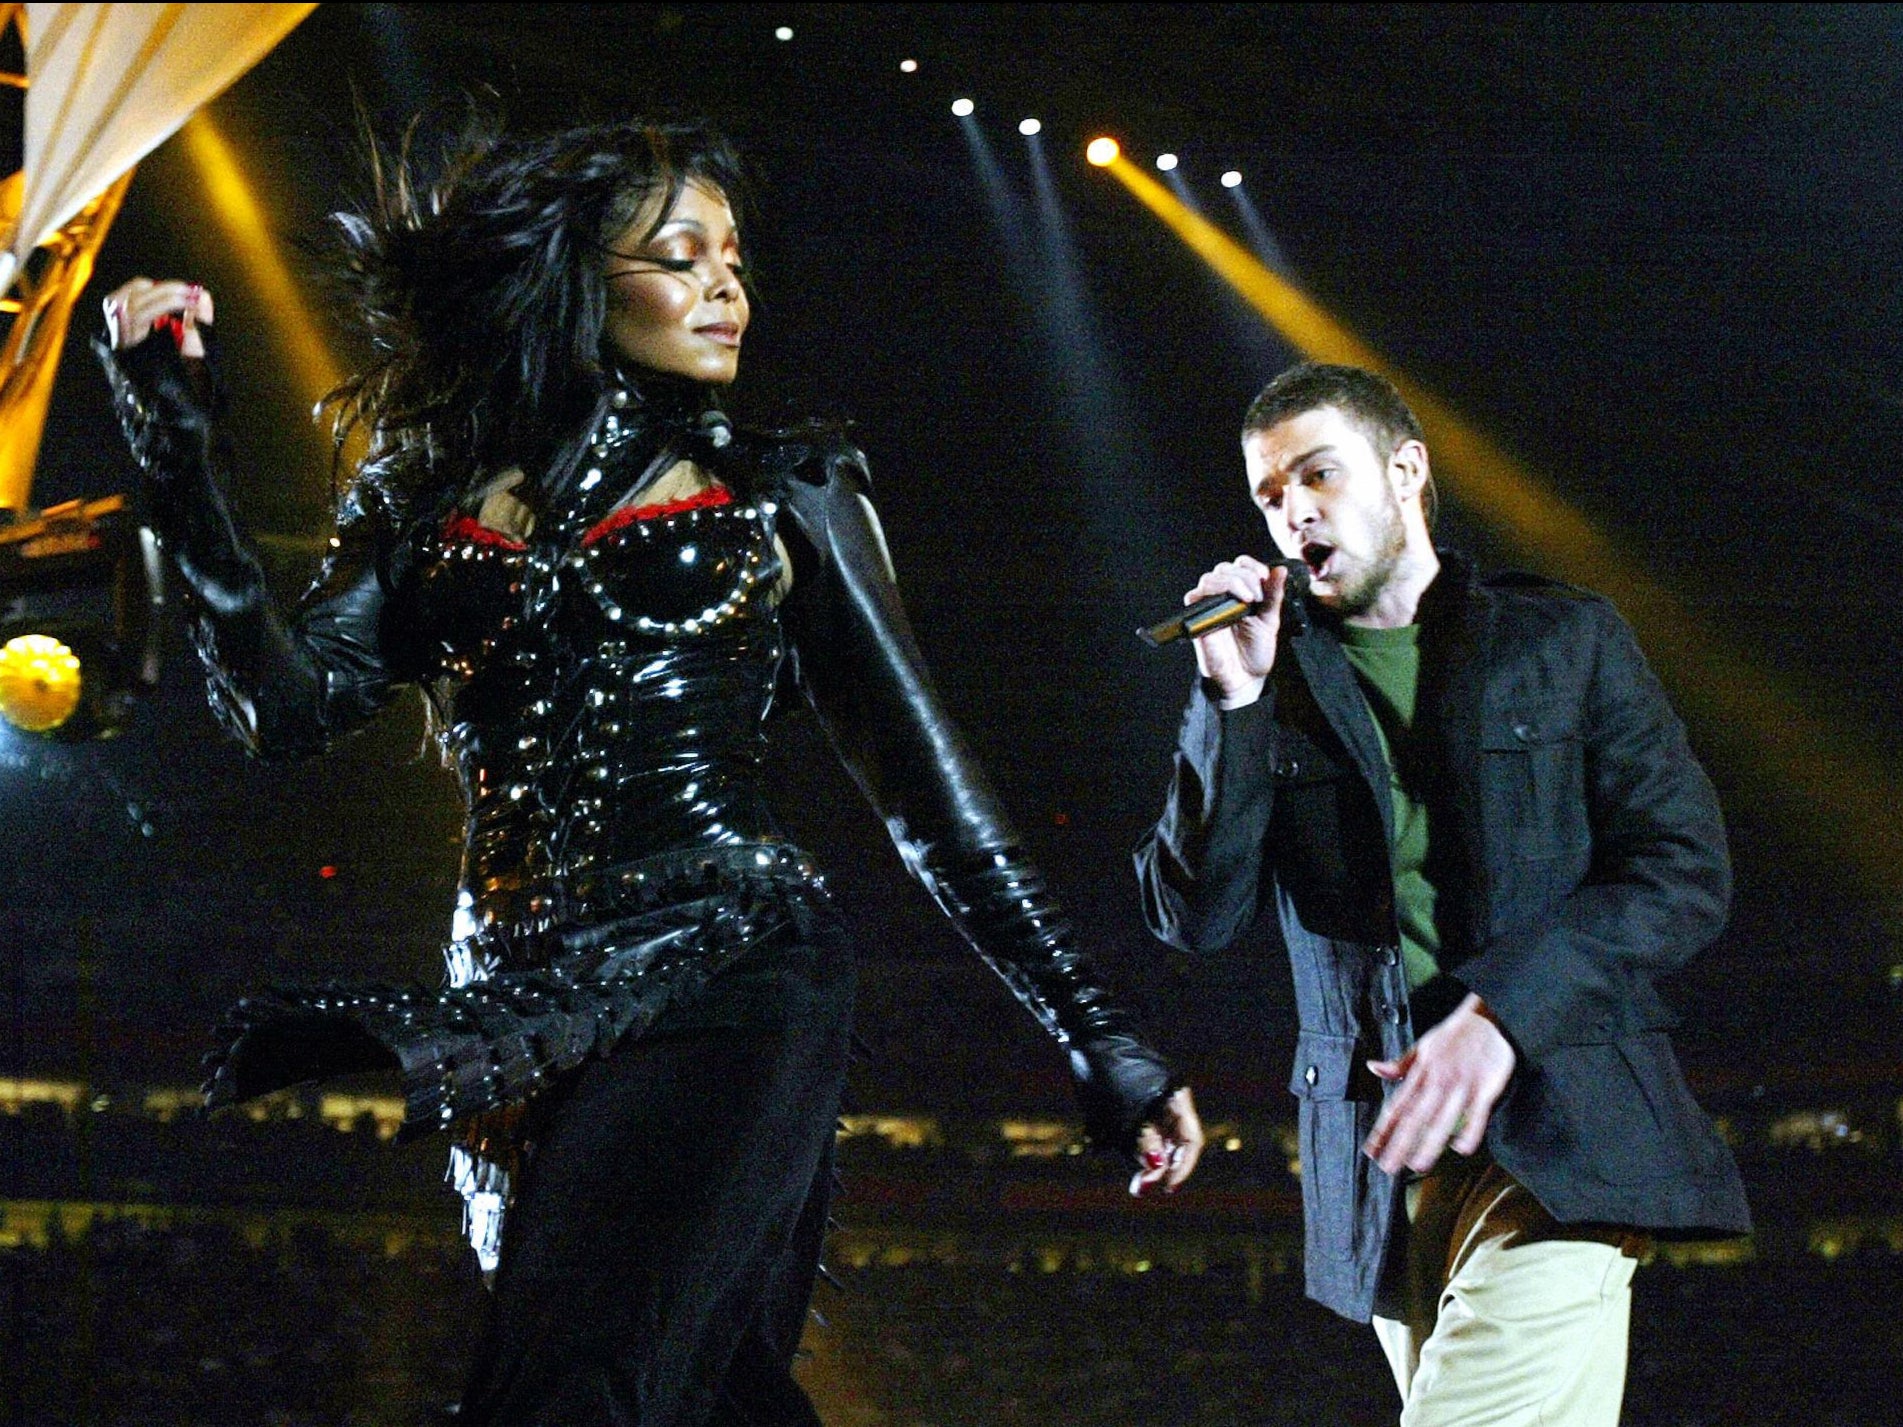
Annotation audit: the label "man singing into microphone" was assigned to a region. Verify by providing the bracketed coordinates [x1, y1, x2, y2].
[1135, 363, 1749, 1425]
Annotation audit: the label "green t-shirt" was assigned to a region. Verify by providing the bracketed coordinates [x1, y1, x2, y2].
[1337, 622, 1442, 990]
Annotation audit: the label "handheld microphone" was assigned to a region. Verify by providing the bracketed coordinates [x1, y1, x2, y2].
[1136, 560, 1311, 648]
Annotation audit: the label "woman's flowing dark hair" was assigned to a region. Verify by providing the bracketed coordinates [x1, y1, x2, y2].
[326, 111, 749, 525]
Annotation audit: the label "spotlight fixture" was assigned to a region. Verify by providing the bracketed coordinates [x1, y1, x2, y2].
[899, 58, 918, 73]
[1221, 170, 1243, 188]
[951, 97, 975, 117]
[0, 633, 81, 733]
[1019, 118, 1041, 136]
[1156, 153, 1179, 171]
[0, 495, 162, 740]
[1086, 137, 1120, 166]
[774, 26, 793, 41]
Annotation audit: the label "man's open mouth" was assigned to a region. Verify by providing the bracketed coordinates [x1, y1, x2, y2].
[1301, 542, 1336, 577]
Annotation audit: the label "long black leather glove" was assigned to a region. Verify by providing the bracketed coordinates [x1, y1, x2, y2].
[767, 435, 1177, 1155]
[98, 330, 414, 757]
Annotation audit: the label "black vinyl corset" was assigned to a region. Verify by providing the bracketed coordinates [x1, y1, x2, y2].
[420, 465, 797, 956]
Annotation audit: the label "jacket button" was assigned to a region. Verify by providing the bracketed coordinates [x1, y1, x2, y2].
[1304, 1064, 1319, 1086]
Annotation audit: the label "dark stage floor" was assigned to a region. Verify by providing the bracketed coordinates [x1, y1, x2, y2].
[4, 1219, 1899, 1426]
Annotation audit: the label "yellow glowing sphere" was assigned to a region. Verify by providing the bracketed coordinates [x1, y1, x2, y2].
[1086, 137, 1120, 166]
[0, 634, 84, 733]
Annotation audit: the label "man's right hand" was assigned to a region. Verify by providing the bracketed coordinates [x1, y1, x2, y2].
[1186, 556, 1290, 709]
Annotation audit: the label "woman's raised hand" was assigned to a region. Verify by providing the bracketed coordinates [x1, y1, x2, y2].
[102, 278, 215, 358]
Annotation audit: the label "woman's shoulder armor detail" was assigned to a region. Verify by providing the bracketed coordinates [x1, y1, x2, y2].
[729, 422, 869, 494]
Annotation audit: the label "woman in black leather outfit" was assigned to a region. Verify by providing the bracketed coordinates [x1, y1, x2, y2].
[99, 118, 1201, 1425]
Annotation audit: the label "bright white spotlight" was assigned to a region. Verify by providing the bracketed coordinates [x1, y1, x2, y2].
[1221, 169, 1243, 188]
[900, 58, 919, 73]
[951, 97, 975, 117]
[1019, 118, 1042, 136]
[1085, 137, 1119, 166]
[774, 26, 793, 41]
[1156, 153, 1179, 171]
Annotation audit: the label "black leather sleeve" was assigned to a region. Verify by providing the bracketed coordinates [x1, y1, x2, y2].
[98, 330, 415, 758]
[771, 438, 1176, 1151]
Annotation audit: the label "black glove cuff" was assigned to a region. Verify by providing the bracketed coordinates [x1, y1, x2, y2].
[96, 326, 227, 476]
[1071, 1032, 1179, 1158]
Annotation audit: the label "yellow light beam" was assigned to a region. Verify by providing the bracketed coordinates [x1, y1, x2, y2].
[1100, 153, 1903, 913]
[177, 109, 353, 465]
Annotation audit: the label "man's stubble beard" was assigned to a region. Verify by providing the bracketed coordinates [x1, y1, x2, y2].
[1330, 485, 1409, 619]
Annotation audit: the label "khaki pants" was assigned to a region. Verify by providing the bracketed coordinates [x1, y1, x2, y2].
[1371, 1152, 1646, 1427]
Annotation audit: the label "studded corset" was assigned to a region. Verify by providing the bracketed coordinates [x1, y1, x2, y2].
[423, 477, 801, 971]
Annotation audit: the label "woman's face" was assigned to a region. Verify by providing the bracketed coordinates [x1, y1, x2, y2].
[602, 179, 749, 385]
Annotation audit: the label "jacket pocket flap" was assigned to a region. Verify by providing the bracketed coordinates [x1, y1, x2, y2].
[1270, 730, 1340, 783]
[1289, 1030, 1357, 1100]
[1479, 705, 1581, 750]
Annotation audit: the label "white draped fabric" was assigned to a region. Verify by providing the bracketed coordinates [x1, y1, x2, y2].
[4, 2, 315, 277]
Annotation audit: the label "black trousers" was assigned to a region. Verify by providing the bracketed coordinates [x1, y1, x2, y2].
[459, 919, 856, 1426]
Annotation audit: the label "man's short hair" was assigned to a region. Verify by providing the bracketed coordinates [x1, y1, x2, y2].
[1243, 363, 1424, 458]
[1242, 362, 1435, 525]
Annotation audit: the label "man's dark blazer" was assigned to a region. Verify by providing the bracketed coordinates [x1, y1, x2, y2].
[1135, 553, 1750, 1321]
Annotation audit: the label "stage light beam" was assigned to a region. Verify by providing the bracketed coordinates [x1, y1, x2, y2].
[1090, 150, 1903, 920]
[774, 26, 793, 42]
[1019, 118, 1042, 136]
[1221, 170, 1243, 188]
[900, 59, 919, 73]
[1086, 137, 1119, 166]
[1226, 183, 1293, 272]
[951, 98, 975, 118]
[1156, 153, 1179, 172]
[177, 111, 352, 471]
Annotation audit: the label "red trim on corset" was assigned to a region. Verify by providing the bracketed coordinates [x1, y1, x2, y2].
[581, 485, 733, 546]
[442, 513, 528, 551]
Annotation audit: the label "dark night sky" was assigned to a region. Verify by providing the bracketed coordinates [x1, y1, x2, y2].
[5, 3, 1901, 1111]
